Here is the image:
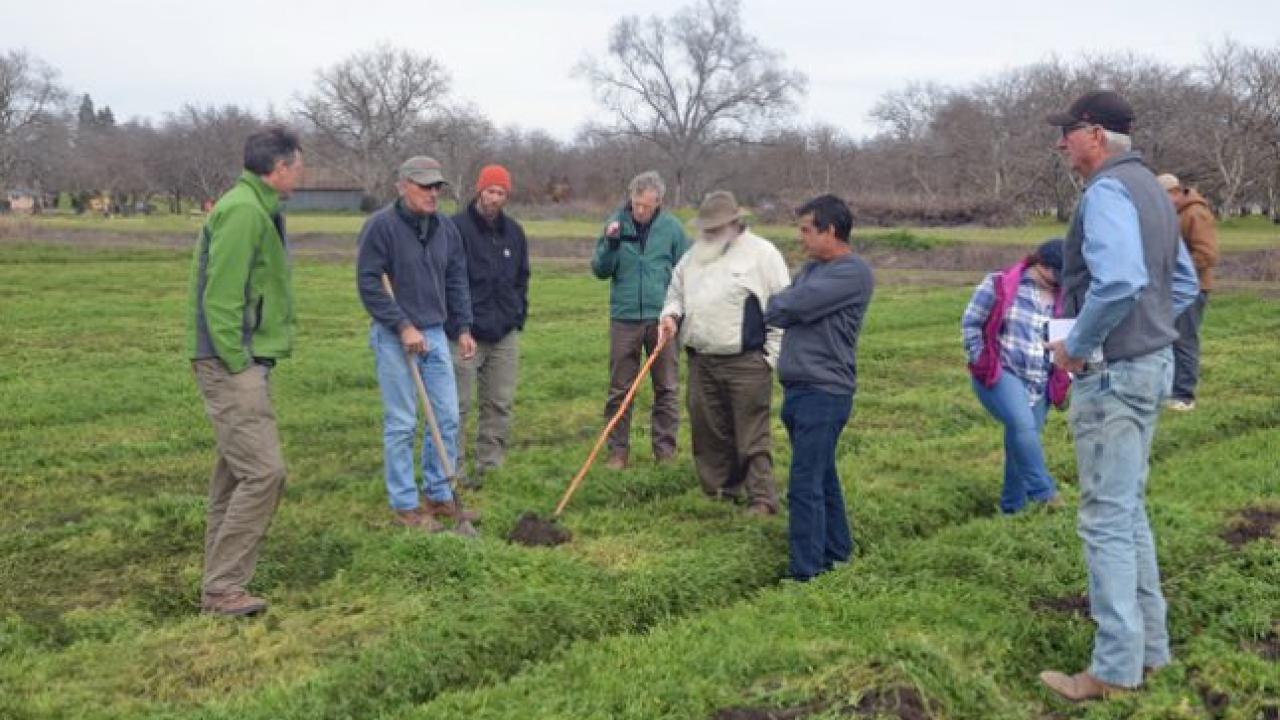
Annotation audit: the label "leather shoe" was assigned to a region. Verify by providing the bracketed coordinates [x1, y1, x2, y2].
[1039, 670, 1130, 701]
[201, 590, 268, 617]
[422, 498, 480, 523]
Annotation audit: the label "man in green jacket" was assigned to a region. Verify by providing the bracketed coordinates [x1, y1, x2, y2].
[187, 126, 303, 617]
[591, 170, 689, 469]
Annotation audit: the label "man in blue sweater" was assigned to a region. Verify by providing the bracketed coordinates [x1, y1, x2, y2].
[357, 156, 479, 534]
[1042, 91, 1199, 702]
[764, 194, 874, 582]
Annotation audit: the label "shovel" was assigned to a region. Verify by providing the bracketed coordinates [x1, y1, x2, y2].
[508, 331, 671, 547]
[381, 274, 478, 538]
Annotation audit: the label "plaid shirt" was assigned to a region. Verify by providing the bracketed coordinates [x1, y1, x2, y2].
[962, 271, 1056, 406]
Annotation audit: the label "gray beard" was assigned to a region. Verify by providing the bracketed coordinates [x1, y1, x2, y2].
[689, 235, 732, 266]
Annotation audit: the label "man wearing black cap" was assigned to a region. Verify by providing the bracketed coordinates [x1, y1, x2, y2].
[357, 156, 479, 535]
[1041, 91, 1200, 701]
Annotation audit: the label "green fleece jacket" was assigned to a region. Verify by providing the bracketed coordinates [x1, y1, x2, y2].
[187, 171, 295, 373]
[590, 206, 688, 321]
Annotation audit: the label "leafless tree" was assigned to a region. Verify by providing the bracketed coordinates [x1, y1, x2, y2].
[576, 0, 806, 206]
[0, 50, 67, 189]
[297, 44, 450, 199]
[159, 104, 261, 206]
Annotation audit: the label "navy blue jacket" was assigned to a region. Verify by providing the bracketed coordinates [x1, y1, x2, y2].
[357, 200, 472, 334]
[446, 202, 530, 342]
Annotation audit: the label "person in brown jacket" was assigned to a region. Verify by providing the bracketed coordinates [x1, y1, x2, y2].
[1157, 173, 1218, 410]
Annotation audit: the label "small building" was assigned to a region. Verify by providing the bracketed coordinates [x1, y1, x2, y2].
[286, 166, 364, 212]
[4, 188, 37, 214]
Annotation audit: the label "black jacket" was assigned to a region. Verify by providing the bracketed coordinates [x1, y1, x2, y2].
[357, 200, 472, 334]
[446, 201, 530, 342]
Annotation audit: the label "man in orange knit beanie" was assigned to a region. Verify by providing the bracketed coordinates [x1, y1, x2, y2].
[447, 164, 529, 487]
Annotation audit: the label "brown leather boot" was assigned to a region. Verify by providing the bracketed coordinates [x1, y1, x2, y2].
[201, 590, 268, 617]
[422, 498, 480, 523]
[605, 451, 627, 470]
[1039, 670, 1131, 701]
[392, 508, 444, 533]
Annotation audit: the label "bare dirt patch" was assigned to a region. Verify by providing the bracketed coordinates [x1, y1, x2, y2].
[711, 685, 932, 720]
[1220, 507, 1280, 549]
[1030, 593, 1090, 618]
[507, 512, 572, 547]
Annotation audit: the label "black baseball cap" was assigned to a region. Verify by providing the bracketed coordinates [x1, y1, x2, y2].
[1046, 91, 1135, 135]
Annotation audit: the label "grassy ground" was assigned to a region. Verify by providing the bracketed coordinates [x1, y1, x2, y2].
[4, 210, 1277, 251]
[0, 243, 1276, 719]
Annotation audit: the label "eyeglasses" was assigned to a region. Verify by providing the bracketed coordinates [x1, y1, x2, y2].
[411, 181, 445, 191]
[1060, 122, 1098, 139]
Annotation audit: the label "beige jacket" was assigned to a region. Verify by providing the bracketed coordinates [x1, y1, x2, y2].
[661, 229, 791, 365]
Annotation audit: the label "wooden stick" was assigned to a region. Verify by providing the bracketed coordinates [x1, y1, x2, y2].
[553, 332, 670, 518]
[381, 274, 454, 479]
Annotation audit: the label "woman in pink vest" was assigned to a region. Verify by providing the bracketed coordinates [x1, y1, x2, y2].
[961, 239, 1071, 513]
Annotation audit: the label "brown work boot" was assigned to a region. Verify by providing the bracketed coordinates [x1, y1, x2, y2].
[605, 451, 627, 470]
[393, 508, 445, 533]
[201, 590, 268, 617]
[654, 449, 677, 465]
[422, 498, 480, 524]
[746, 502, 777, 517]
[1039, 670, 1131, 702]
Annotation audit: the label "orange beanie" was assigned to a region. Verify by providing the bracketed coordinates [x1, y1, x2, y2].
[476, 165, 512, 193]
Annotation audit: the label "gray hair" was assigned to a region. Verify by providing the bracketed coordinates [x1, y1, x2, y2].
[628, 170, 666, 201]
[1103, 129, 1132, 153]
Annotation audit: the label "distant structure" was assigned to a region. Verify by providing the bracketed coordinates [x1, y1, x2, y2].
[286, 165, 364, 212]
[4, 189, 37, 214]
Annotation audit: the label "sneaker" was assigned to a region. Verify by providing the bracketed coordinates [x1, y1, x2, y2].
[392, 508, 445, 533]
[1039, 670, 1131, 702]
[422, 498, 481, 524]
[1165, 398, 1196, 412]
[201, 590, 268, 617]
[605, 451, 627, 471]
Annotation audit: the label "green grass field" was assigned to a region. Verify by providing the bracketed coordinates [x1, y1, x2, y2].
[0, 242, 1276, 719]
[6, 210, 1278, 251]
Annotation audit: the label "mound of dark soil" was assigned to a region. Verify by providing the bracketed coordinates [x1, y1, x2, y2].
[507, 512, 572, 546]
[1220, 507, 1280, 549]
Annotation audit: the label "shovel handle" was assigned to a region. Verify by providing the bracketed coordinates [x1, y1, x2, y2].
[553, 331, 670, 518]
[382, 274, 455, 479]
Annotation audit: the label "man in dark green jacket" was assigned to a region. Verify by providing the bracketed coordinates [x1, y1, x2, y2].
[187, 126, 303, 617]
[590, 170, 688, 468]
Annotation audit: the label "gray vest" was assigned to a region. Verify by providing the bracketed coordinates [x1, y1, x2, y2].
[1063, 151, 1180, 361]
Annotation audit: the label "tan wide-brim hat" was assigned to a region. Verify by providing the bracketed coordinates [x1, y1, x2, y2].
[691, 190, 749, 231]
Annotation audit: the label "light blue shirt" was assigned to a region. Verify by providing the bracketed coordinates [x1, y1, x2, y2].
[1066, 178, 1199, 360]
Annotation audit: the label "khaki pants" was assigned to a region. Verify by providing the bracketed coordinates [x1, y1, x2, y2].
[606, 320, 679, 458]
[192, 359, 287, 596]
[687, 350, 777, 509]
[451, 331, 520, 472]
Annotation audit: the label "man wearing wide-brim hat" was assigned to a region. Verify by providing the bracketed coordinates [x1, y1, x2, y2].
[658, 190, 792, 515]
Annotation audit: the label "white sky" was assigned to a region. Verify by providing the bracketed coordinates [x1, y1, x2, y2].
[4, 0, 1277, 141]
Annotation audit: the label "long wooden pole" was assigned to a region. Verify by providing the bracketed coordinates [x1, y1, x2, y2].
[381, 274, 454, 479]
[552, 332, 669, 518]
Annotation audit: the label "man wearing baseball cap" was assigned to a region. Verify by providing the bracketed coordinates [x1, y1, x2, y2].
[1041, 91, 1200, 701]
[447, 165, 530, 487]
[357, 155, 479, 534]
[1155, 173, 1218, 411]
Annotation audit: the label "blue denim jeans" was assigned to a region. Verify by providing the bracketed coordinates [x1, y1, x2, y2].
[1171, 292, 1207, 402]
[970, 373, 1058, 513]
[370, 323, 459, 510]
[782, 387, 854, 581]
[1068, 347, 1173, 687]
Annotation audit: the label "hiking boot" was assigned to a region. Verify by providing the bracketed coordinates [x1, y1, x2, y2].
[605, 451, 627, 470]
[422, 498, 480, 523]
[1165, 398, 1196, 412]
[201, 590, 267, 617]
[746, 502, 777, 517]
[1039, 670, 1131, 702]
[654, 450, 677, 466]
[393, 508, 445, 533]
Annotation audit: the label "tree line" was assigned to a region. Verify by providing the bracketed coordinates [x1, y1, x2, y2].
[2, 0, 1278, 223]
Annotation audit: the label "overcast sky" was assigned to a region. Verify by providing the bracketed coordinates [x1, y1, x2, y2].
[5, 0, 1277, 141]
